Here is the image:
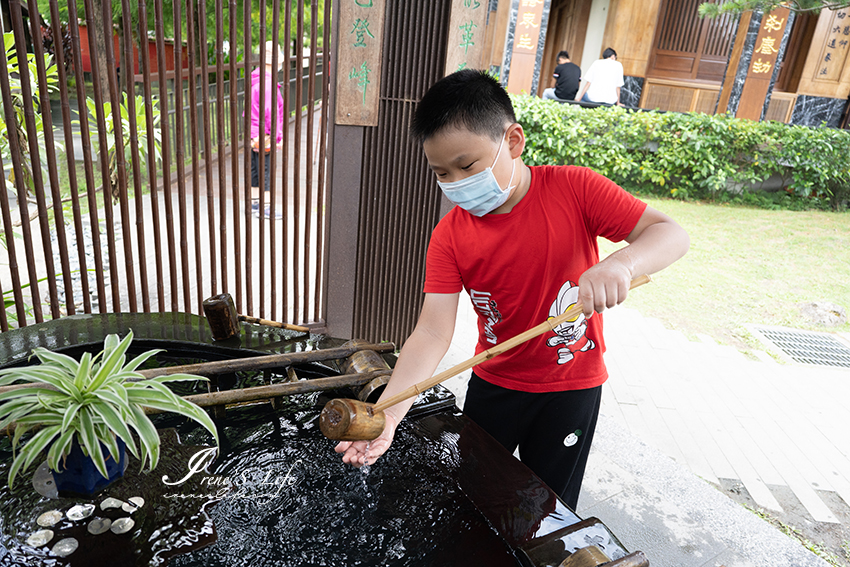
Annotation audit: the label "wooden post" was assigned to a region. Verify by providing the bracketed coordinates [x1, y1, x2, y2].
[202, 293, 241, 341]
[735, 7, 791, 120]
[505, 0, 550, 95]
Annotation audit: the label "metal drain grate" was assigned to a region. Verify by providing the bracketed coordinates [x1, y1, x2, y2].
[748, 326, 850, 368]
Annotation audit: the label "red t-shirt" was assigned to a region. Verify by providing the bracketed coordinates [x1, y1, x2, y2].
[424, 165, 646, 392]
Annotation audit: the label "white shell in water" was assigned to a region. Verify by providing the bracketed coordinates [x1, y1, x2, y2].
[122, 496, 145, 513]
[66, 504, 95, 521]
[87, 517, 112, 535]
[51, 537, 79, 557]
[110, 517, 135, 534]
[36, 510, 63, 527]
[100, 497, 124, 510]
[26, 529, 54, 547]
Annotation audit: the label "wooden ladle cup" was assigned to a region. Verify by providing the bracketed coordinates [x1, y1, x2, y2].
[319, 275, 652, 441]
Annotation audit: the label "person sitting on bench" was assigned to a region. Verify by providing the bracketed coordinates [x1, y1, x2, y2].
[542, 50, 581, 103]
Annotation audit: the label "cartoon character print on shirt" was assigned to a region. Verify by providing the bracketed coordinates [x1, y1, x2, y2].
[470, 289, 503, 345]
[547, 280, 596, 365]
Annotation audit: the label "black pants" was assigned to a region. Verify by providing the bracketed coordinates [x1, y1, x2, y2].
[250, 149, 271, 192]
[463, 373, 601, 510]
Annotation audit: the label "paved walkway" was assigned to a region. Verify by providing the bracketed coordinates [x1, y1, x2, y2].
[437, 291, 850, 567]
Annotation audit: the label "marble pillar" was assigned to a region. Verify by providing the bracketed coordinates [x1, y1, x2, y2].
[790, 96, 849, 128]
[621, 77, 644, 109]
[529, 0, 553, 95]
[724, 10, 795, 120]
[500, 0, 520, 86]
[500, 0, 553, 95]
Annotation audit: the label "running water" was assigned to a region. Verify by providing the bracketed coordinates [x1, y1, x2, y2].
[360, 442, 375, 508]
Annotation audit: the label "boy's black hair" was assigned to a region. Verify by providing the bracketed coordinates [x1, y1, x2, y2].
[557, 50, 570, 60]
[411, 69, 516, 143]
[602, 47, 617, 59]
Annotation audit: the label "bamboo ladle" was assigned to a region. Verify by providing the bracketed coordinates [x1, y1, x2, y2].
[319, 275, 652, 441]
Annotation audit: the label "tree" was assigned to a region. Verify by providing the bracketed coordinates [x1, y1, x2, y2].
[699, 0, 849, 18]
[37, 0, 327, 75]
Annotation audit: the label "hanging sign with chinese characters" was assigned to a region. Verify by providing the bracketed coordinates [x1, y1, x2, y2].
[736, 7, 790, 120]
[335, 0, 387, 126]
[445, 0, 489, 74]
[815, 8, 850, 82]
[505, 0, 546, 95]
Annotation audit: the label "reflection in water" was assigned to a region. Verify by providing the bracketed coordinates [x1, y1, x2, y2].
[0, 427, 220, 566]
[170, 403, 522, 567]
[0, 398, 526, 567]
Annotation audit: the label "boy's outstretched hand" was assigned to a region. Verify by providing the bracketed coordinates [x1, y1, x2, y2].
[334, 414, 398, 467]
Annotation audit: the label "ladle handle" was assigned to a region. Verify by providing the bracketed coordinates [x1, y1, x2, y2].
[372, 275, 651, 413]
[239, 315, 310, 333]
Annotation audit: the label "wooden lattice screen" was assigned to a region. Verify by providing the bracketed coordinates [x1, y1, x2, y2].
[647, 0, 738, 83]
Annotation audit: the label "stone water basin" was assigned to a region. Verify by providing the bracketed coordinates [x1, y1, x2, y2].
[0, 314, 634, 566]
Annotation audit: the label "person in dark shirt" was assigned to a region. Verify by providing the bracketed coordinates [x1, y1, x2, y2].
[542, 51, 581, 102]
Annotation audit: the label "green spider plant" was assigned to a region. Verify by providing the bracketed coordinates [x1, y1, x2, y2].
[0, 330, 219, 488]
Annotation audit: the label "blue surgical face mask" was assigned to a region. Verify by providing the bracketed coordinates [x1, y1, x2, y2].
[437, 131, 517, 217]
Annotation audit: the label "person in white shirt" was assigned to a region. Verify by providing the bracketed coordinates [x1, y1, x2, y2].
[575, 48, 624, 106]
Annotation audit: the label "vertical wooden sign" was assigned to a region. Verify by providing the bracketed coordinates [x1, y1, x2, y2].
[736, 7, 790, 120]
[505, 0, 546, 95]
[335, 0, 387, 126]
[814, 7, 850, 82]
[445, 0, 490, 74]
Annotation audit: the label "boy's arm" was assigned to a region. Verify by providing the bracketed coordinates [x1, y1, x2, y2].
[335, 291, 460, 467]
[578, 206, 689, 316]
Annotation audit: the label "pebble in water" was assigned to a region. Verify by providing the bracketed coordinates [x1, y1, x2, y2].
[26, 529, 54, 547]
[36, 510, 63, 527]
[111, 517, 135, 534]
[100, 497, 124, 510]
[87, 517, 112, 535]
[51, 537, 79, 557]
[122, 496, 144, 513]
[66, 504, 95, 521]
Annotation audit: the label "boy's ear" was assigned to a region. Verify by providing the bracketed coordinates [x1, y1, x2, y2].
[507, 123, 525, 159]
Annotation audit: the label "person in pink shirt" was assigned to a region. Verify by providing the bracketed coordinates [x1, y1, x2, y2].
[250, 41, 285, 215]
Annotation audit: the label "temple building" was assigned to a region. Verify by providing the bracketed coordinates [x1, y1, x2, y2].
[483, 0, 850, 128]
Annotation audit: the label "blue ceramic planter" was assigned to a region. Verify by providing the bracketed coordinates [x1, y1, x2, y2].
[51, 437, 126, 496]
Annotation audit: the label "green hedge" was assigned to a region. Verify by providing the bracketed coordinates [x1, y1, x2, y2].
[512, 94, 850, 209]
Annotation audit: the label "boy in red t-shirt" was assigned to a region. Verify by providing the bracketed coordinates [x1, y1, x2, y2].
[335, 70, 689, 509]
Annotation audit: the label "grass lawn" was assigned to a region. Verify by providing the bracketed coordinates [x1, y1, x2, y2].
[598, 197, 850, 353]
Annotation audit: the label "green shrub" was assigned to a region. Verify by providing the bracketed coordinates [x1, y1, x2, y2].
[513, 95, 850, 210]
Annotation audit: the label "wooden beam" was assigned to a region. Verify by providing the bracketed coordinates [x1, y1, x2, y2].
[716, 11, 752, 114]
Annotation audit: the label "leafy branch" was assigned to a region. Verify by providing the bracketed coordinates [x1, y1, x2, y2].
[699, 0, 849, 18]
